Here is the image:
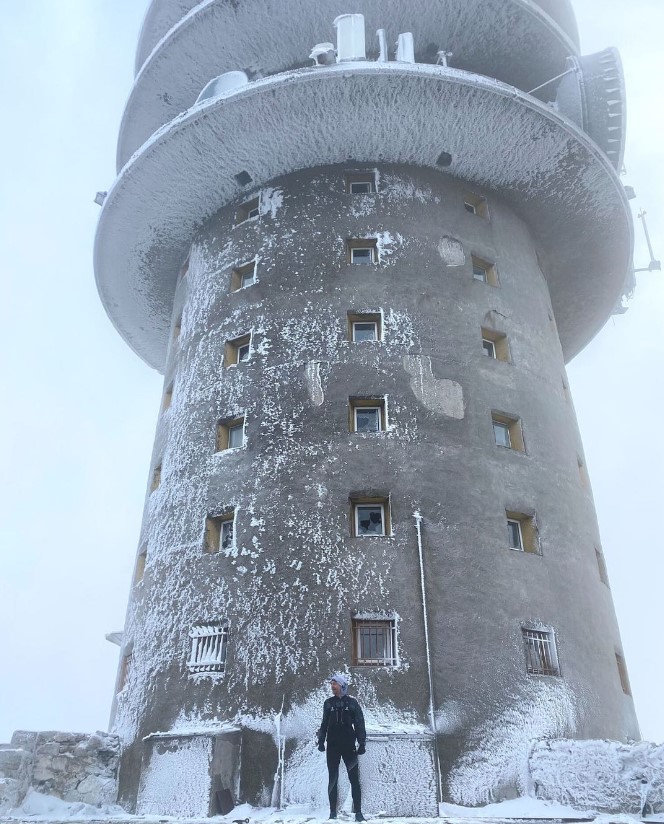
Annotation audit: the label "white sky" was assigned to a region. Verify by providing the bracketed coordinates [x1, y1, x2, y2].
[0, 1, 661, 747]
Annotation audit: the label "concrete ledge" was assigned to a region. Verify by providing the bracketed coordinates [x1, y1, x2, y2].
[96, 62, 631, 371]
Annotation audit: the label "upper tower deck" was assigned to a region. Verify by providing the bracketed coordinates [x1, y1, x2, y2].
[119, 0, 581, 169]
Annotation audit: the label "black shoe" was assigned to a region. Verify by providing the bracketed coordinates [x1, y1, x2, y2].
[355, 814, 366, 822]
[329, 813, 337, 820]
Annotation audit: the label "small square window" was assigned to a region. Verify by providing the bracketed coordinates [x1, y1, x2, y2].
[352, 617, 398, 666]
[471, 254, 499, 286]
[615, 652, 631, 695]
[231, 260, 257, 291]
[205, 511, 235, 553]
[216, 417, 245, 452]
[345, 172, 377, 194]
[351, 497, 391, 537]
[481, 328, 510, 362]
[348, 311, 382, 342]
[188, 624, 228, 673]
[463, 192, 489, 218]
[150, 463, 162, 492]
[236, 197, 260, 224]
[492, 412, 525, 451]
[350, 397, 387, 433]
[522, 627, 560, 676]
[118, 651, 133, 693]
[506, 510, 539, 553]
[347, 238, 378, 264]
[224, 333, 252, 367]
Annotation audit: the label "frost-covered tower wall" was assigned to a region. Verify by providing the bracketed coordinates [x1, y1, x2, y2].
[95, 0, 639, 816]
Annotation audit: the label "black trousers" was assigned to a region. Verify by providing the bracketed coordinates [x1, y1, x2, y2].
[326, 744, 361, 814]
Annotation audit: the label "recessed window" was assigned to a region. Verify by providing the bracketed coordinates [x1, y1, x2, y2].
[352, 617, 398, 666]
[216, 417, 245, 452]
[204, 511, 235, 553]
[351, 497, 391, 537]
[348, 311, 382, 342]
[471, 254, 499, 286]
[463, 192, 489, 218]
[118, 651, 133, 693]
[173, 315, 182, 342]
[350, 397, 387, 433]
[133, 550, 147, 586]
[562, 377, 571, 403]
[188, 624, 228, 674]
[522, 627, 560, 676]
[224, 333, 252, 367]
[162, 383, 173, 412]
[347, 238, 378, 264]
[506, 510, 539, 553]
[345, 171, 377, 194]
[150, 463, 162, 492]
[595, 547, 610, 586]
[178, 255, 190, 282]
[236, 197, 260, 224]
[492, 412, 525, 451]
[481, 328, 510, 362]
[615, 651, 631, 695]
[231, 260, 257, 291]
[577, 456, 590, 488]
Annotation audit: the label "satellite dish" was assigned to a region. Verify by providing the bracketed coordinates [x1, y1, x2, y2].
[555, 48, 626, 171]
[196, 71, 249, 104]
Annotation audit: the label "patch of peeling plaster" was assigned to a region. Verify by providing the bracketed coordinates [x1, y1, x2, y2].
[403, 355, 465, 418]
[438, 236, 465, 266]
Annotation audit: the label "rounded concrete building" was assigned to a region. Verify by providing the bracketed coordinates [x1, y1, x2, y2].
[96, 0, 639, 816]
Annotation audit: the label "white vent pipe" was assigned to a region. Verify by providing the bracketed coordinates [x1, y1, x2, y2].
[395, 32, 415, 63]
[333, 14, 366, 62]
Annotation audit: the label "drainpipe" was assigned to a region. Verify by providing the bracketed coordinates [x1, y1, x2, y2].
[413, 510, 443, 806]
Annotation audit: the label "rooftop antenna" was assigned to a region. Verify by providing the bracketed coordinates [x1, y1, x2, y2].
[436, 49, 453, 67]
[634, 209, 661, 272]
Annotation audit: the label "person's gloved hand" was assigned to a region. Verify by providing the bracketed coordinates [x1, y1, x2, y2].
[318, 742, 325, 752]
[356, 744, 366, 755]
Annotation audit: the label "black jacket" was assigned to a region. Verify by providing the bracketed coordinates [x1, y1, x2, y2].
[317, 695, 366, 748]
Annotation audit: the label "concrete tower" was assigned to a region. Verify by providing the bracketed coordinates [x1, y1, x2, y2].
[95, 0, 639, 816]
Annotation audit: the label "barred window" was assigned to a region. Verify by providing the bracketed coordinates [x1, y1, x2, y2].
[352, 618, 397, 666]
[522, 627, 560, 676]
[188, 624, 228, 673]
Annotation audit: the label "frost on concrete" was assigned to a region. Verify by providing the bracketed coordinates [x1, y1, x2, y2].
[531, 739, 664, 815]
[447, 679, 577, 806]
[438, 236, 465, 266]
[136, 736, 212, 816]
[97, 63, 631, 369]
[304, 362, 324, 406]
[403, 355, 464, 419]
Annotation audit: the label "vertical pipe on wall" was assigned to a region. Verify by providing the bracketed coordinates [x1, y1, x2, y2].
[413, 510, 443, 806]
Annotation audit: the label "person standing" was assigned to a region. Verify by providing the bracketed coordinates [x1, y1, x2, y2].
[317, 673, 367, 821]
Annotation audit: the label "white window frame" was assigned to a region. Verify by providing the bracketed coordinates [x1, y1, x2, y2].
[354, 502, 386, 537]
[473, 262, 488, 282]
[351, 246, 376, 265]
[236, 196, 260, 225]
[521, 627, 560, 677]
[493, 420, 512, 448]
[352, 618, 398, 666]
[464, 201, 477, 215]
[482, 338, 496, 358]
[240, 269, 256, 288]
[220, 518, 235, 550]
[237, 341, 251, 362]
[227, 421, 245, 449]
[352, 321, 378, 342]
[507, 517, 523, 551]
[354, 405, 383, 433]
[188, 624, 229, 674]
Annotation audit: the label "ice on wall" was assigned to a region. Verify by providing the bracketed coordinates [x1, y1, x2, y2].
[438, 236, 465, 266]
[531, 739, 664, 814]
[447, 679, 577, 806]
[403, 355, 464, 418]
[136, 736, 212, 817]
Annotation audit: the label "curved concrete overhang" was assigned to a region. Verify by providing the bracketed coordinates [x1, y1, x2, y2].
[134, 0, 580, 75]
[120, 0, 579, 170]
[96, 63, 632, 372]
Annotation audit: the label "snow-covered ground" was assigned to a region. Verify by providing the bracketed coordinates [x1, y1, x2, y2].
[4, 791, 664, 824]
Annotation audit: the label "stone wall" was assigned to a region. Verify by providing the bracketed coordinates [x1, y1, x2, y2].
[0, 730, 119, 814]
[531, 738, 664, 815]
